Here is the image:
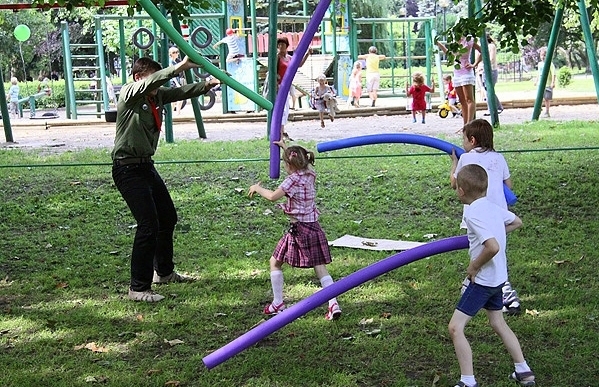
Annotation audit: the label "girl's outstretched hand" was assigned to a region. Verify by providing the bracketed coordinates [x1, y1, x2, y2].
[248, 182, 262, 198]
[273, 139, 287, 150]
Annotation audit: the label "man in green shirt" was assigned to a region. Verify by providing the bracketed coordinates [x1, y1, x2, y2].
[112, 56, 219, 302]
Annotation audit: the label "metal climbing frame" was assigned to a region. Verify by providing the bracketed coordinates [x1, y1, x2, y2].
[352, 16, 436, 98]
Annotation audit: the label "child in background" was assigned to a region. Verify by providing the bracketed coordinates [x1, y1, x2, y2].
[213, 28, 243, 63]
[248, 141, 342, 321]
[348, 61, 363, 107]
[534, 46, 556, 118]
[449, 119, 522, 315]
[6, 77, 20, 119]
[443, 74, 461, 117]
[450, 164, 535, 387]
[312, 74, 339, 128]
[406, 72, 434, 124]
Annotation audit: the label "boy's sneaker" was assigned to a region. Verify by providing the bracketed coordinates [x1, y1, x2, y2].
[412, 118, 417, 123]
[455, 382, 478, 387]
[153, 271, 194, 284]
[325, 302, 342, 320]
[263, 302, 286, 315]
[502, 281, 522, 315]
[128, 289, 165, 302]
[503, 301, 522, 316]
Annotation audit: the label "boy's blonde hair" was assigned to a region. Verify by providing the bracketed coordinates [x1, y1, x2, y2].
[443, 74, 453, 81]
[282, 145, 315, 171]
[10, 77, 18, 85]
[457, 164, 488, 197]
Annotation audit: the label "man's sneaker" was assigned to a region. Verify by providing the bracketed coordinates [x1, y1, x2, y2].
[128, 289, 165, 302]
[263, 302, 285, 315]
[152, 271, 194, 284]
[325, 302, 342, 320]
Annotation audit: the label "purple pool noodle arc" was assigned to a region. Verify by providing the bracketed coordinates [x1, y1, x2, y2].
[316, 134, 517, 206]
[202, 235, 468, 369]
[268, 0, 333, 179]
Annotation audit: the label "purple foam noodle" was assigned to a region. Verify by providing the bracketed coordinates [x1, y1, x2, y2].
[202, 235, 468, 369]
[316, 134, 517, 205]
[268, 0, 333, 178]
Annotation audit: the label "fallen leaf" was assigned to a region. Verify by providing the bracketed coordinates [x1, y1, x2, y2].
[423, 233, 437, 239]
[432, 373, 441, 386]
[146, 369, 162, 376]
[56, 282, 68, 289]
[554, 260, 569, 265]
[380, 312, 392, 319]
[0, 276, 13, 287]
[214, 312, 227, 317]
[164, 339, 184, 346]
[531, 137, 542, 142]
[45, 243, 53, 249]
[245, 251, 258, 256]
[366, 329, 381, 336]
[525, 309, 539, 317]
[359, 318, 374, 326]
[75, 342, 109, 353]
[579, 255, 585, 261]
[165, 381, 181, 386]
[353, 220, 362, 224]
[109, 251, 119, 255]
[234, 188, 244, 193]
[263, 209, 273, 215]
[136, 314, 144, 321]
[70, 181, 81, 186]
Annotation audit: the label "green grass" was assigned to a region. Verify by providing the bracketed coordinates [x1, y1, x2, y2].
[1, 121, 599, 386]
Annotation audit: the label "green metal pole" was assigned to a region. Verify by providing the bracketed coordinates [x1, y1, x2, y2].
[61, 21, 77, 119]
[218, 15, 229, 113]
[171, 14, 207, 139]
[138, 0, 272, 110]
[119, 20, 127, 85]
[160, 5, 175, 143]
[0, 67, 14, 142]
[532, 6, 563, 121]
[266, 0, 278, 137]
[250, 0, 260, 107]
[577, 0, 599, 102]
[137, 18, 144, 59]
[331, 3, 338, 85]
[96, 17, 110, 114]
[474, 0, 498, 125]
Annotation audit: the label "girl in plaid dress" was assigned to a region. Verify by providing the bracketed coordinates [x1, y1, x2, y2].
[248, 142, 341, 321]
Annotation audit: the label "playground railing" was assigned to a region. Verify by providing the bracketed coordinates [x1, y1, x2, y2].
[17, 89, 52, 118]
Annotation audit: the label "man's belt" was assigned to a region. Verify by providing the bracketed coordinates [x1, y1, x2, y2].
[113, 157, 153, 166]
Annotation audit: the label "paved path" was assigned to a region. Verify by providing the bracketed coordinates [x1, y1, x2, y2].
[1, 89, 597, 153]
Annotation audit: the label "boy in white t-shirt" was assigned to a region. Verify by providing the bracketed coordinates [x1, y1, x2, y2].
[449, 164, 535, 387]
[450, 119, 522, 315]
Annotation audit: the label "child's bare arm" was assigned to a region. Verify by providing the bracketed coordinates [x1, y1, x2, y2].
[467, 237, 500, 281]
[505, 215, 522, 233]
[449, 148, 459, 189]
[248, 183, 286, 201]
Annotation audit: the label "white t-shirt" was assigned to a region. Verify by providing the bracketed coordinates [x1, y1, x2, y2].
[455, 148, 510, 208]
[464, 197, 516, 287]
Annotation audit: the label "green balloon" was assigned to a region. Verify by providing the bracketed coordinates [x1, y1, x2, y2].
[14, 25, 31, 42]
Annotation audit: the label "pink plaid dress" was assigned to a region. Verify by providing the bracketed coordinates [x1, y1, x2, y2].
[272, 169, 332, 268]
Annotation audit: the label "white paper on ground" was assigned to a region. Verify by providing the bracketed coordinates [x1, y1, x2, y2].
[328, 234, 425, 251]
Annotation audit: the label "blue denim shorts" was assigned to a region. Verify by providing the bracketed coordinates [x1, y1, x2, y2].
[457, 279, 503, 317]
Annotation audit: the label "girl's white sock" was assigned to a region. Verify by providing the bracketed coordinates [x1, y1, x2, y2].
[270, 270, 284, 306]
[319, 275, 338, 307]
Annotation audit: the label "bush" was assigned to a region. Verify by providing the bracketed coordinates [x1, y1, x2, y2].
[558, 66, 572, 88]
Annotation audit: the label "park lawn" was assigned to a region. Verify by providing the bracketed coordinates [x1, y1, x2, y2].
[1, 120, 599, 386]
